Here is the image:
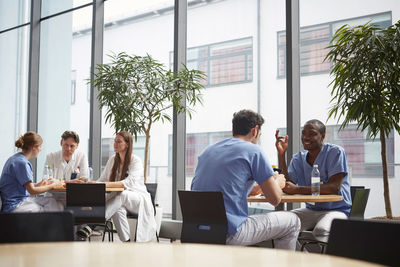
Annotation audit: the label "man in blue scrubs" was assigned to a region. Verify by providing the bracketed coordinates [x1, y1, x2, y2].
[275, 119, 351, 236]
[191, 110, 300, 250]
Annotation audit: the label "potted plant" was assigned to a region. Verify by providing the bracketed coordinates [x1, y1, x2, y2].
[92, 52, 206, 181]
[325, 21, 400, 219]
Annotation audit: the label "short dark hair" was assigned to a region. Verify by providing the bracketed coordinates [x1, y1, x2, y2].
[304, 119, 326, 135]
[232, 109, 265, 136]
[61, 130, 80, 144]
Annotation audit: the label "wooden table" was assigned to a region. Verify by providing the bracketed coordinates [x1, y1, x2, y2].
[51, 185, 124, 192]
[248, 194, 343, 203]
[248, 194, 343, 211]
[0, 242, 383, 267]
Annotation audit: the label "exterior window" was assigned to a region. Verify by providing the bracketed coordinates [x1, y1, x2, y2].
[71, 70, 76, 105]
[277, 12, 392, 78]
[101, 136, 146, 171]
[279, 125, 394, 178]
[325, 125, 394, 178]
[170, 37, 253, 87]
[168, 131, 232, 176]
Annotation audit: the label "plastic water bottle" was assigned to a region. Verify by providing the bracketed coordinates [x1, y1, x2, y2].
[43, 165, 49, 180]
[89, 165, 93, 181]
[311, 164, 320, 196]
[48, 165, 54, 180]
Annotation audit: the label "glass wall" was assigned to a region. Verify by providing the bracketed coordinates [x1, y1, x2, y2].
[41, 0, 92, 18]
[1, 0, 399, 219]
[37, 4, 92, 180]
[299, 0, 400, 217]
[185, 0, 286, 187]
[0, 0, 30, 31]
[0, 0, 30, 173]
[102, 0, 174, 216]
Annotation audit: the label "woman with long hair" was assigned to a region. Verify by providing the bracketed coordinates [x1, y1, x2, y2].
[0, 132, 63, 212]
[97, 131, 156, 242]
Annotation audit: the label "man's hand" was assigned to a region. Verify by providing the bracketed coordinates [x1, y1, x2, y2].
[248, 184, 262, 196]
[283, 181, 298, 194]
[273, 172, 286, 189]
[275, 129, 289, 156]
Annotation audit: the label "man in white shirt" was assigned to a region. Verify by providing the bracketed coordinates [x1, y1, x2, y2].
[45, 131, 89, 180]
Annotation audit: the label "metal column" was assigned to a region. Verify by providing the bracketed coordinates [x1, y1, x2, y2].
[27, 0, 41, 180]
[89, 0, 104, 179]
[172, 0, 187, 220]
[286, 0, 301, 210]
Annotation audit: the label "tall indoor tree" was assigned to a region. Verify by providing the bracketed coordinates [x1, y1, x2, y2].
[325, 21, 400, 218]
[92, 52, 206, 181]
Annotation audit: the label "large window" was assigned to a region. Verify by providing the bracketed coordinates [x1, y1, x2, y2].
[0, 26, 29, 172]
[170, 37, 253, 87]
[278, 125, 394, 178]
[278, 12, 392, 78]
[325, 125, 394, 178]
[168, 131, 231, 176]
[102, 0, 174, 216]
[101, 136, 146, 171]
[0, 0, 30, 32]
[38, 4, 92, 178]
[0, 0, 30, 173]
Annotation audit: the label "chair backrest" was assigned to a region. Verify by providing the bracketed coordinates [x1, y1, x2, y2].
[326, 218, 400, 266]
[349, 188, 370, 219]
[0, 212, 74, 243]
[145, 183, 157, 213]
[66, 183, 105, 224]
[178, 190, 227, 245]
[350, 186, 365, 201]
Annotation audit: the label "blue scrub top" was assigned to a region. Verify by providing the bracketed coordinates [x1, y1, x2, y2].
[191, 138, 275, 235]
[0, 152, 32, 212]
[288, 143, 352, 216]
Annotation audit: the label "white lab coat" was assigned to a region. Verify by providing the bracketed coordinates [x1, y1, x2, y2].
[44, 150, 89, 180]
[98, 154, 156, 242]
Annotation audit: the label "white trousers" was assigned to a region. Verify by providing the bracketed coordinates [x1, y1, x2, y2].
[226, 211, 301, 250]
[291, 208, 348, 236]
[13, 196, 63, 213]
[105, 190, 156, 242]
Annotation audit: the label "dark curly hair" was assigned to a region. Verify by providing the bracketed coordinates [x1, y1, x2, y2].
[232, 109, 265, 136]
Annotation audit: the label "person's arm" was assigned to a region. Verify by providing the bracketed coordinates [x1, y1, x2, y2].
[97, 156, 113, 183]
[283, 173, 345, 195]
[24, 179, 61, 196]
[275, 129, 290, 181]
[320, 173, 344, 194]
[95, 155, 129, 188]
[248, 183, 262, 196]
[119, 155, 144, 190]
[259, 173, 285, 206]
